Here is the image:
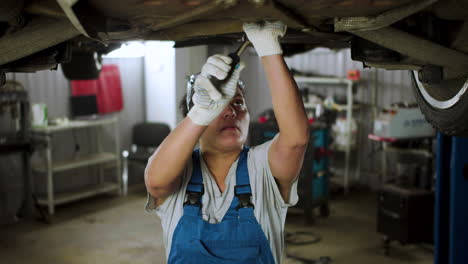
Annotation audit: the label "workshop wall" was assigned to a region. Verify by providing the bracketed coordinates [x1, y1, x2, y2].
[103, 57, 146, 150]
[1, 57, 145, 223]
[285, 48, 415, 109]
[210, 45, 415, 189]
[5, 57, 145, 150]
[175, 46, 208, 124]
[285, 48, 415, 188]
[6, 68, 70, 117]
[199, 45, 416, 189]
[2, 69, 73, 224]
[145, 42, 177, 128]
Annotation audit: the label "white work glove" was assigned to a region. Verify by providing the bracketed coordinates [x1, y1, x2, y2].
[187, 54, 245, 126]
[243, 21, 287, 57]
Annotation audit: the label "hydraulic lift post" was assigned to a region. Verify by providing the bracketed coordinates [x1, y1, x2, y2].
[435, 133, 468, 264]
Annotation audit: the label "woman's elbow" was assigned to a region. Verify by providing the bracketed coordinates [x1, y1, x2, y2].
[144, 166, 171, 199]
[280, 128, 309, 150]
[293, 126, 310, 148]
[144, 154, 163, 190]
[144, 165, 158, 190]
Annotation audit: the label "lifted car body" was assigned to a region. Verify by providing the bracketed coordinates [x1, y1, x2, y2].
[1, 0, 468, 135]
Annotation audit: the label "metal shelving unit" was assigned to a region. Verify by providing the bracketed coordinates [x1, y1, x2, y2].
[36, 183, 119, 206]
[32, 116, 121, 215]
[33, 152, 117, 173]
[294, 75, 359, 193]
[0, 84, 34, 220]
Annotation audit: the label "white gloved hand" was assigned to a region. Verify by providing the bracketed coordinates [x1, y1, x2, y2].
[243, 21, 287, 57]
[188, 54, 245, 126]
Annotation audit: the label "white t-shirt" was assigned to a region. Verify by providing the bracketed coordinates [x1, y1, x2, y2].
[145, 139, 299, 264]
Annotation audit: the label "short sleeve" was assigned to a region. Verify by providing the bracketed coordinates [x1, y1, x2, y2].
[145, 192, 158, 212]
[248, 136, 299, 209]
[144, 162, 192, 217]
[143, 158, 193, 259]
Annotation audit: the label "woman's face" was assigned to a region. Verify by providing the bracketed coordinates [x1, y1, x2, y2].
[199, 88, 250, 152]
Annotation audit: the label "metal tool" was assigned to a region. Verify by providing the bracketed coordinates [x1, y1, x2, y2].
[229, 35, 251, 66]
[209, 34, 251, 90]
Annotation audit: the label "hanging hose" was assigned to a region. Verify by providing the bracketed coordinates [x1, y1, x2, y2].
[285, 231, 322, 245]
[285, 231, 332, 263]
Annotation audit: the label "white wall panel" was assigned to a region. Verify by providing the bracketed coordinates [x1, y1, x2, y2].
[175, 45, 208, 123]
[6, 68, 70, 118]
[286, 48, 416, 188]
[203, 45, 416, 188]
[145, 41, 177, 128]
[103, 57, 145, 150]
[1, 57, 145, 219]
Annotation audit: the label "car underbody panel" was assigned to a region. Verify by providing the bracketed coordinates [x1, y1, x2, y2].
[57, 0, 419, 43]
[0, 0, 467, 75]
[2, 0, 468, 134]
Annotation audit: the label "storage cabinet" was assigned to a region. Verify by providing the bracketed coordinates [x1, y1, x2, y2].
[249, 122, 330, 225]
[32, 116, 121, 215]
[377, 184, 434, 255]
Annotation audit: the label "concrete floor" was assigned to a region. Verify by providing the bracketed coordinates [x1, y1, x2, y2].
[0, 187, 433, 264]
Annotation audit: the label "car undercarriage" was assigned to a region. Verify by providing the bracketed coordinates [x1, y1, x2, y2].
[1, 0, 468, 135]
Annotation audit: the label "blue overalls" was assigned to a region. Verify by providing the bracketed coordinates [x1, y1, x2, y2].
[167, 147, 276, 264]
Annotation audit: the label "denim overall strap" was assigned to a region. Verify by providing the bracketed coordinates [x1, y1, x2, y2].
[234, 146, 251, 194]
[168, 147, 276, 264]
[234, 147, 255, 212]
[183, 149, 204, 216]
[187, 149, 203, 193]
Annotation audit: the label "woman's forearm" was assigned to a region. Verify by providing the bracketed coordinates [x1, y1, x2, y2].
[261, 55, 309, 146]
[144, 117, 206, 198]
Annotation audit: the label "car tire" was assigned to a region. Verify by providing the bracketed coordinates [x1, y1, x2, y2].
[411, 71, 468, 136]
[61, 49, 102, 80]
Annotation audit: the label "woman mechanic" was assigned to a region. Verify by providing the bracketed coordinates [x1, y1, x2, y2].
[144, 21, 309, 264]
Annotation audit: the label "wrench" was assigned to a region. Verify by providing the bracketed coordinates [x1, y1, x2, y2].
[208, 34, 251, 96]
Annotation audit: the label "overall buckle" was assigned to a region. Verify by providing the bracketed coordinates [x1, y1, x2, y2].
[184, 192, 203, 207]
[235, 185, 254, 210]
[184, 184, 204, 207]
[236, 194, 254, 210]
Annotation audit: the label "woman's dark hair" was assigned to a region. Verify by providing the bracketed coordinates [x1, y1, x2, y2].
[179, 74, 246, 117]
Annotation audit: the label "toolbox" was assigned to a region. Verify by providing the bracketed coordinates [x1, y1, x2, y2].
[249, 121, 331, 225]
[377, 183, 434, 254]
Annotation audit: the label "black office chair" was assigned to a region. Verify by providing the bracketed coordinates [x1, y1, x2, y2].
[122, 122, 170, 194]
